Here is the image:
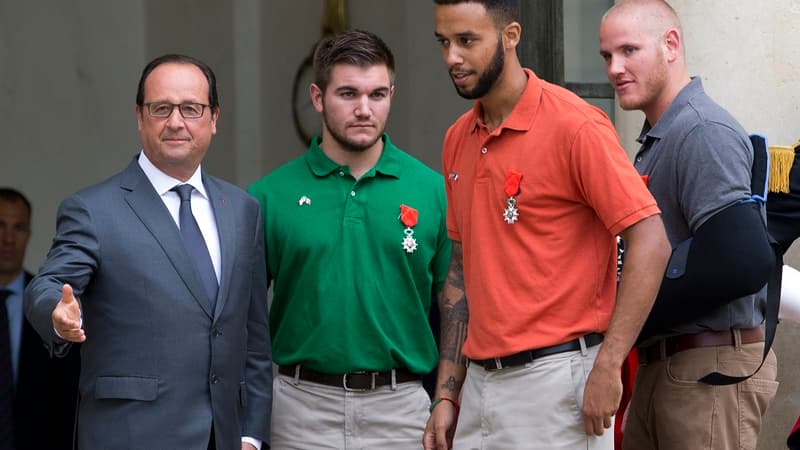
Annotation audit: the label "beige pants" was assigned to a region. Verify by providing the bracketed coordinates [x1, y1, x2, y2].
[454, 343, 613, 450]
[269, 373, 430, 450]
[623, 341, 779, 450]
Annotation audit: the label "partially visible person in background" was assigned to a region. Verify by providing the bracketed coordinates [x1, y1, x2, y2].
[0, 187, 79, 449]
[765, 141, 800, 450]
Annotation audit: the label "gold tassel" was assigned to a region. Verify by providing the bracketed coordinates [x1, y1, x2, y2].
[769, 145, 796, 193]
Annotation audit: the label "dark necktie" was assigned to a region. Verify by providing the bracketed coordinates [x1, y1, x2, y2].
[172, 185, 218, 310]
[0, 289, 15, 449]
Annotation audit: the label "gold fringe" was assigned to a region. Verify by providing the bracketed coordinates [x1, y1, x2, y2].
[769, 145, 796, 193]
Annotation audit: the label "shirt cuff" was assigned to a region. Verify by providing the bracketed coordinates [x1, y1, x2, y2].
[242, 437, 261, 449]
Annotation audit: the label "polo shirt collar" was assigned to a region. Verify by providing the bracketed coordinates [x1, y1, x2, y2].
[637, 76, 704, 143]
[305, 134, 403, 178]
[470, 67, 541, 134]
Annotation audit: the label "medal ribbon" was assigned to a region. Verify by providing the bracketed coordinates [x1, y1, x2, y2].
[400, 204, 418, 228]
[504, 169, 523, 197]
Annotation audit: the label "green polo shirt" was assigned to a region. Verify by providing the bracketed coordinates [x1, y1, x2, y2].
[248, 134, 451, 374]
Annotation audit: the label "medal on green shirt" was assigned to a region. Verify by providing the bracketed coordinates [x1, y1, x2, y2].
[399, 204, 419, 253]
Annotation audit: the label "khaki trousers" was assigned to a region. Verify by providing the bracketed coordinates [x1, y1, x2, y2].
[269, 373, 430, 450]
[454, 343, 613, 450]
[622, 340, 778, 450]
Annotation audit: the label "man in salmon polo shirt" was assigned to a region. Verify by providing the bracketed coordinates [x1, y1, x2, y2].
[424, 1, 672, 449]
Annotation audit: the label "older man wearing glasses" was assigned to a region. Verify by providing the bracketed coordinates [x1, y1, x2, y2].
[24, 54, 272, 450]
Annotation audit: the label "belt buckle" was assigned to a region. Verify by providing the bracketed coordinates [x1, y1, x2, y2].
[343, 371, 376, 391]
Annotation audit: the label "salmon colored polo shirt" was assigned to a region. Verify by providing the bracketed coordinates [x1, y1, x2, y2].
[443, 69, 660, 360]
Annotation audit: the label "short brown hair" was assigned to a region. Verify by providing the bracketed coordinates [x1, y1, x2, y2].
[313, 30, 395, 92]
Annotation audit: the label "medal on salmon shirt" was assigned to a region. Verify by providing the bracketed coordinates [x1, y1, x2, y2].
[503, 169, 522, 224]
[400, 204, 419, 253]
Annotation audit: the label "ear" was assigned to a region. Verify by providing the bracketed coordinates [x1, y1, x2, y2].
[135, 105, 143, 131]
[310, 83, 324, 113]
[209, 106, 220, 135]
[390, 84, 396, 99]
[502, 21, 521, 50]
[663, 28, 681, 63]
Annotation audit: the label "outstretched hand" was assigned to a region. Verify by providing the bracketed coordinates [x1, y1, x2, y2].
[51, 284, 85, 342]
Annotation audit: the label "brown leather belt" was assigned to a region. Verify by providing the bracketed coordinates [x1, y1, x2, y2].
[278, 364, 421, 391]
[638, 327, 765, 365]
[471, 333, 604, 371]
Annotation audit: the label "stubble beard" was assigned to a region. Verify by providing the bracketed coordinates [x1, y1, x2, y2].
[453, 37, 505, 100]
[322, 112, 385, 153]
[620, 51, 670, 113]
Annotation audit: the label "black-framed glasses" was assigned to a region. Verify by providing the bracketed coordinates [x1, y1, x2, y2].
[143, 102, 211, 119]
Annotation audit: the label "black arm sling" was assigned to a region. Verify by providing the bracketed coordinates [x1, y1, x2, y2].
[638, 134, 780, 386]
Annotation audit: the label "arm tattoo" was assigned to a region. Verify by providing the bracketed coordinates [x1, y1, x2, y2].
[439, 242, 468, 365]
[440, 375, 463, 392]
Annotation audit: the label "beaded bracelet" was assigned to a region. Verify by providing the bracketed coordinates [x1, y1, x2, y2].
[429, 396, 460, 413]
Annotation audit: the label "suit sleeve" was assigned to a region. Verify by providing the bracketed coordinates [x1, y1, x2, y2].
[24, 195, 99, 357]
[241, 203, 273, 442]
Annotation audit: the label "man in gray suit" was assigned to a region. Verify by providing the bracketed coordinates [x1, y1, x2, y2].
[24, 54, 272, 450]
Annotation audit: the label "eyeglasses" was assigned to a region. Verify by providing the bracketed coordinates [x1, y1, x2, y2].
[143, 102, 211, 119]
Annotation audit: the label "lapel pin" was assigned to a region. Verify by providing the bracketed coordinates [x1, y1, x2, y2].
[298, 195, 311, 206]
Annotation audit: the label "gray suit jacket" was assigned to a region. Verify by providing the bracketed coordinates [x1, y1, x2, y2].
[25, 158, 272, 449]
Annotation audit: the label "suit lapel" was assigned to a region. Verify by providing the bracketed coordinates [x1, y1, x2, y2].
[120, 160, 214, 319]
[205, 175, 234, 320]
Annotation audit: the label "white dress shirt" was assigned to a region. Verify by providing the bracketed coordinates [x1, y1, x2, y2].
[137, 151, 221, 282]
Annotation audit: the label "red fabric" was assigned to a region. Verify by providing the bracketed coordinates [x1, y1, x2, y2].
[789, 415, 800, 448]
[615, 349, 639, 449]
[399, 204, 418, 228]
[503, 169, 523, 197]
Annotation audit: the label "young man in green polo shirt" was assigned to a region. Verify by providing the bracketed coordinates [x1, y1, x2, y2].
[248, 30, 451, 449]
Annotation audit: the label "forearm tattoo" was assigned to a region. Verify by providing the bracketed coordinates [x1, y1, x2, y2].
[441, 375, 462, 393]
[440, 242, 468, 366]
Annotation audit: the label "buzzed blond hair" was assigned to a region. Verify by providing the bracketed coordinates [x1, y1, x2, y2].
[603, 0, 683, 45]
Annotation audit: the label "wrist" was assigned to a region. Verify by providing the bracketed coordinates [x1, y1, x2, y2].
[430, 396, 460, 413]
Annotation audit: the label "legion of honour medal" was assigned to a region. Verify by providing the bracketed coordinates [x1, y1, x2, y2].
[503, 169, 523, 224]
[399, 204, 419, 253]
